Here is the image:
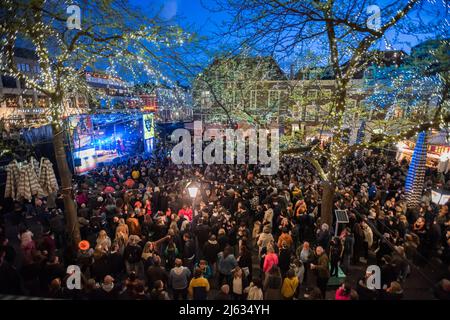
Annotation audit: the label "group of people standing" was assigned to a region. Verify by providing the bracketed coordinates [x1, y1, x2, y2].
[1, 146, 449, 300]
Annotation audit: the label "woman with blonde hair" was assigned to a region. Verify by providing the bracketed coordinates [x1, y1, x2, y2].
[96, 230, 111, 253]
[123, 235, 144, 278]
[257, 225, 274, 256]
[142, 241, 156, 270]
[115, 218, 129, 244]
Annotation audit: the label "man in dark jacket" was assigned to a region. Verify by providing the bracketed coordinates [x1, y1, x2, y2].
[182, 233, 196, 271]
[94, 275, 120, 300]
[195, 218, 211, 252]
[108, 243, 124, 279]
[310, 246, 330, 299]
[146, 256, 168, 290]
[203, 235, 220, 266]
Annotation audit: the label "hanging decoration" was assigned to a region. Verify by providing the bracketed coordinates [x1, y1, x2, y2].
[4, 157, 58, 201]
[405, 131, 428, 208]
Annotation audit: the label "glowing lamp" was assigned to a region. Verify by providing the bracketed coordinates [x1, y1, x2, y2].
[187, 181, 199, 199]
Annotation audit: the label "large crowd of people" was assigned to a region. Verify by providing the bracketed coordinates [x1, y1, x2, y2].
[0, 145, 449, 300]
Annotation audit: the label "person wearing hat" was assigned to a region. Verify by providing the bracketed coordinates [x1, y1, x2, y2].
[77, 240, 94, 274]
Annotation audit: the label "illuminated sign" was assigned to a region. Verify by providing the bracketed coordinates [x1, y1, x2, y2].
[143, 113, 155, 140]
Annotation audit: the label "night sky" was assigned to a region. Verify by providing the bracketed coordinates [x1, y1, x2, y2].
[128, 0, 448, 82]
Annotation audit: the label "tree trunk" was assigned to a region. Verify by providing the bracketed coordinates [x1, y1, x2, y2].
[52, 122, 81, 248]
[321, 181, 335, 228]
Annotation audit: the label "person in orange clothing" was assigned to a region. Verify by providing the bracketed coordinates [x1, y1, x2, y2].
[126, 211, 141, 236]
[277, 227, 293, 250]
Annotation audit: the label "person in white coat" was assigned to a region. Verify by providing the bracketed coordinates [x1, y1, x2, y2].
[362, 221, 373, 262]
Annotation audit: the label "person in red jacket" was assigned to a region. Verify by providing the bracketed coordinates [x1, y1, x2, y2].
[263, 244, 279, 274]
[335, 282, 352, 300]
[178, 205, 193, 222]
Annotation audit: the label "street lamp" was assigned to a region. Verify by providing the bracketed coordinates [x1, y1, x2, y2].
[186, 181, 199, 199]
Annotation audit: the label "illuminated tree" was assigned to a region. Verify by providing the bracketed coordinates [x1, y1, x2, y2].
[193, 50, 288, 127]
[0, 0, 192, 247]
[211, 0, 449, 225]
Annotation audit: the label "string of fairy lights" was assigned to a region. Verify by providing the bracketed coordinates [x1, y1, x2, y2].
[0, 0, 193, 129]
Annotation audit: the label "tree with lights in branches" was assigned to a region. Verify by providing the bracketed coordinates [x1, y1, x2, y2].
[211, 0, 449, 225]
[0, 0, 194, 247]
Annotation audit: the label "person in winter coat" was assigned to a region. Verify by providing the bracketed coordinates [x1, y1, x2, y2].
[194, 260, 213, 280]
[217, 229, 229, 252]
[123, 235, 144, 278]
[342, 229, 354, 274]
[230, 266, 248, 300]
[335, 282, 352, 300]
[108, 243, 124, 279]
[20, 229, 36, 265]
[316, 223, 331, 252]
[257, 225, 274, 255]
[310, 246, 329, 299]
[277, 227, 293, 250]
[150, 280, 170, 300]
[263, 265, 282, 300]
[296, 241, 314, 285]
[380, 281, 403, 300]
[146, 256, 168, 290]
[115, 219, 129, 244]
[163, 239, 179, 271]
[433, 278, 450, 300]
[188, 268, 210, 300]
[281, 269, 299, 300]
[356, 272, 378, 300]
[203, 235, 221, 267]
[263, 244, 279, 274]
[214, 284, 232, 300]
[94, 275, 120, 300]
[169, 258, 191, 300]
[245, 278, 263, 300]
[91, 250, 110, 283]
[96, 230, 111, 253]
[126, 212, 141, 236]
[278, 241, 291, 277]
[329, 237, 343, 277]
[181, 233, 196, 271]
[361, 221, 373, 261]
[217, 246, 238, 286]
[237, 245, 253, 282]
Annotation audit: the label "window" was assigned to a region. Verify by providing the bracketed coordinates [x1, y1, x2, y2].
[2, 75, 17, 88]
[305, 105, 317, 122]
[322, 89, 332, 98]
[307, 89, 318, 99]
[291, 103, 300, 119]
[250, 90, 258, 109]
[200, 91, 212, 108]
[346, 99, 357, 108]
[268, 90, 280, 109]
